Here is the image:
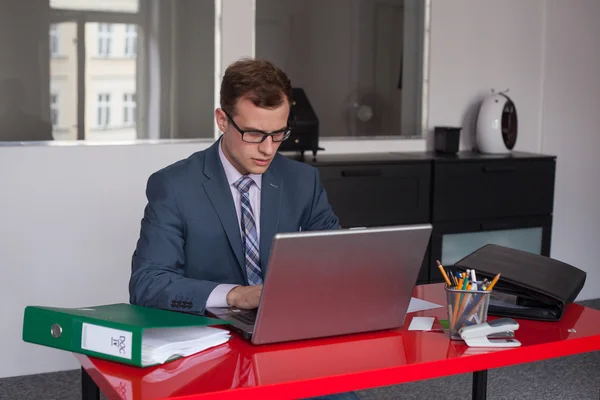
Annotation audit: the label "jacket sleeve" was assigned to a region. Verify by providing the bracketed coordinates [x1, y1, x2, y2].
[129, 171, 220, 314]
[304, 167, 341, 231]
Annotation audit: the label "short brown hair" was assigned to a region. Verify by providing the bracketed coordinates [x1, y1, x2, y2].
[220, 58, 293, 115]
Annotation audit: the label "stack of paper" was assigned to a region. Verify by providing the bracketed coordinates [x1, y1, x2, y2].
[141, 326, 231, 366]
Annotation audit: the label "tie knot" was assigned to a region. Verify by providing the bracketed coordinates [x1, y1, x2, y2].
[234, 176, 254, 194]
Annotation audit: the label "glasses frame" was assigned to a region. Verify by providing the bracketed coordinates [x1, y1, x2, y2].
[223, 110, 292, 143]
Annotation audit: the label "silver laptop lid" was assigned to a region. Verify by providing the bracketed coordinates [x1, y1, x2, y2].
[251, 224, 432, 345]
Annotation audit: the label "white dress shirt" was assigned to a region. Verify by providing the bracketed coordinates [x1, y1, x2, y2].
[205, 140, 263, 307]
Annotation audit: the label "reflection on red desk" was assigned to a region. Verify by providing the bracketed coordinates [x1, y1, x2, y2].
[75, 283, 600, 400]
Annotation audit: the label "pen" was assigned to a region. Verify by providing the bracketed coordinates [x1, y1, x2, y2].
[448, 269, 458, 287]
[445, 267, 454, 286]
[451, 274, 466, 326]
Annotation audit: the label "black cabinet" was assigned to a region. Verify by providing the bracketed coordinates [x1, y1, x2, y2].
[301, 153, 431, 228]
[318, 164, 431, 227]
[432, 157, 555, 221]
[290, 150, 556, 286]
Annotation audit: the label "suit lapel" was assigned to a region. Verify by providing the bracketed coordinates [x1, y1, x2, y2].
[259, 160, 283, 275]
[202, 140, 245, 273]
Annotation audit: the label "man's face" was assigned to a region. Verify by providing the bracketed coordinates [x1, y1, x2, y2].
[216, 97, 289, 175]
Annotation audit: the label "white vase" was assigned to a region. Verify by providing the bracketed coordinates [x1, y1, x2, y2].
[475, 92, 518, 154]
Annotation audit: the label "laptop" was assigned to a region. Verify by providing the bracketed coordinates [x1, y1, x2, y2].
[206, 223, 432, 345]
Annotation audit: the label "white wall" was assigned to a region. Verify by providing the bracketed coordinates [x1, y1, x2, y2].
[427, 0, 600, 301]
[1, 0, 600, 378]
[428, 0, 544, 152]
[0, 142, 199, 377]
[538, 0, 600, 301]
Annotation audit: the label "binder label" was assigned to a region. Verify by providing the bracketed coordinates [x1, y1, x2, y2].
[81, 323, 133, 360]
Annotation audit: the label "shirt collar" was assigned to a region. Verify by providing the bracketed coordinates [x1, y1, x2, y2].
[218, 137, 262, 190]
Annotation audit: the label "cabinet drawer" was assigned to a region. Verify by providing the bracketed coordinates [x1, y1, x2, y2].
[318, 163, 431, 228]
[432, 159, 555, 221]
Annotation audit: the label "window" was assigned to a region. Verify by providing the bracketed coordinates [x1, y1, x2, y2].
[50, 94, 59, 126]
[255, 0, 429, 138]
[97, 24, 113, 57]
[50, 25, 59, 56]
[124, 25, 137, 57]
[43, 0, 215, 142]
[97, 93, 111, 128]
[123, 93, 136, 126]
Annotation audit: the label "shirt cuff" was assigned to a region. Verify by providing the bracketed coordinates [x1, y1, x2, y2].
[206, 284, 239, 308]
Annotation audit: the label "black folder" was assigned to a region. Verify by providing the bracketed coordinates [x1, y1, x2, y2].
[454, 244, 587, 321]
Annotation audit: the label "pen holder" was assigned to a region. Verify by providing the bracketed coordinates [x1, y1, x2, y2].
[445, 285, 492, 340]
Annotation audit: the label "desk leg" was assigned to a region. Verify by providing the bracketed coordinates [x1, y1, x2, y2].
[81, 367, 100, 400]
[472, 370, 488, 400]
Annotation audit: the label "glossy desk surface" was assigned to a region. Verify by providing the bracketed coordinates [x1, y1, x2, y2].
[76, 284, 600, 400]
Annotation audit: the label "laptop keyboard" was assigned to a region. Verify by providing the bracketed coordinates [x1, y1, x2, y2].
[229, 309, 257, 325]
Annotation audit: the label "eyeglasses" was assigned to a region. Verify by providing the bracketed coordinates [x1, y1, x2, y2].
[223, 110, 292, 143]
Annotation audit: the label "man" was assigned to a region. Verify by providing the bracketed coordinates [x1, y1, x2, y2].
[129, 58, 359, 400]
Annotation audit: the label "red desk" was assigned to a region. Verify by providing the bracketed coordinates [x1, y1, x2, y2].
[76, 284, 600, 400]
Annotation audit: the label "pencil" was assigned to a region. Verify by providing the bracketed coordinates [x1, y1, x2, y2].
[437, 260, 452, 287]
[451, 273, 471, 331]
[486, 273, 501, 291]
[450, 276, 465, 330]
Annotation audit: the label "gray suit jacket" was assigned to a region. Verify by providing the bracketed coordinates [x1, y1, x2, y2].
[129, 139, 340, 314]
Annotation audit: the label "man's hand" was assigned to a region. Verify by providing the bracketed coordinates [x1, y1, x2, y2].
[226, 285, 263, 309]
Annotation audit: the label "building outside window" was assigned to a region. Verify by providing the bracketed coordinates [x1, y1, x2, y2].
[124, 24, 137, 57]
[50, 24, 59, 56]
[123, 93, 136, 126]
[97, 93, 111, 128]
[97, 23, 113, 57]
[49, 0, 139, 140]
[50, 94, 59, 126]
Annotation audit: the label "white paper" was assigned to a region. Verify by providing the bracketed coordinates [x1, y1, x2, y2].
[407, 297, 443, 313]
[81, 323, 133, 360]
[141, 326, 230, 366]
[408, 317, 435, 331]
[145, 345, 231, 383]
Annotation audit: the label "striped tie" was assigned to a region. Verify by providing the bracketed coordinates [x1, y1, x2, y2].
[233, 176, 263, 285]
